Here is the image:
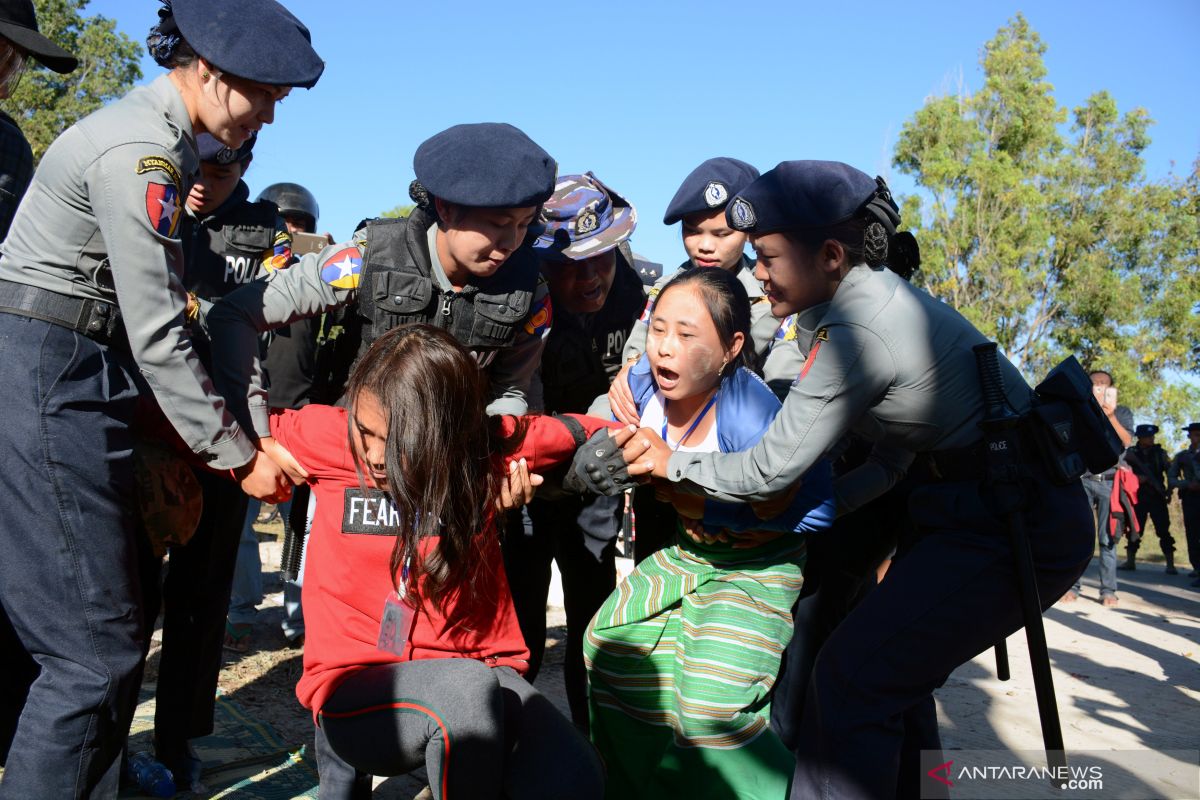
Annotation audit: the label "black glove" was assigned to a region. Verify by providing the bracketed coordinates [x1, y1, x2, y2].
[564, 429, 638, 496]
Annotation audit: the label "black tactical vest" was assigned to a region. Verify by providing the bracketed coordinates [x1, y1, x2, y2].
[357, 209, 539, 353]
[540, 243, 645, 414]
[182, 185, 281, 302]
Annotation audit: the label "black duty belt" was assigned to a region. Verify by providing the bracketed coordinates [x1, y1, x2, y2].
[912, 440, 988, 483]
[0, 279, 127, 348]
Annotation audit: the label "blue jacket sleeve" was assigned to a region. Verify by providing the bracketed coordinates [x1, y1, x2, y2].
[702, 458, 835, 533]
[697, 367, 835, 534]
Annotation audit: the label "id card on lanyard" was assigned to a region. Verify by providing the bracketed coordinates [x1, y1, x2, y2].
[377, 554, 416, 656]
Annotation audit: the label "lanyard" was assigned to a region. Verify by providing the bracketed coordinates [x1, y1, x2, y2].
[661, 393, 718, 452]
[397, 553, 412, 598]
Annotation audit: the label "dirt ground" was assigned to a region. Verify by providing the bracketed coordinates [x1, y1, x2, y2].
[205, 518, 1199, 799]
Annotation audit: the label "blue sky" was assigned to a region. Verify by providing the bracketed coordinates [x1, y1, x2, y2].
[90, 0, 1199, 266]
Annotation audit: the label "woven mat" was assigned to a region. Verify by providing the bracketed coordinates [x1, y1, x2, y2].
[122, 685, 318, 799]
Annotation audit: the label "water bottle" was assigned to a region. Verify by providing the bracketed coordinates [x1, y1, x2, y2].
[126, 751, 176, 798]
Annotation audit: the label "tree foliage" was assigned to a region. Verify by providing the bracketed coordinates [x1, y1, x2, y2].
[1, 0, 141, 163]
[381, 204, 415, 219]
[895, 14, 1199, 435]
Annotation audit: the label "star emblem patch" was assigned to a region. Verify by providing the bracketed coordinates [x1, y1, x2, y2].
[320, 247, 363, 290]
[145, 183, 182, 237]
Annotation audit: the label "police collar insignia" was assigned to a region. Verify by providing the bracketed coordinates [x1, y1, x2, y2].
[729, 197, 756, 230]
[704, 181, 728, 208]
[815, 327, 829, 342]
[575, 209, 599, 236]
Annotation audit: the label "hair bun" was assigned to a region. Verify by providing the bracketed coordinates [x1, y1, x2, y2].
[408, 180, 432, 209]
[863, 221, 889, 267]
[146, 1, 181, 67]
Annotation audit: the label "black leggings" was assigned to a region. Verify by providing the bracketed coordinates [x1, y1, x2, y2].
[316, 659, 604, 800]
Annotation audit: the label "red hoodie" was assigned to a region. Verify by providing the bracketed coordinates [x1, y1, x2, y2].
[270, 405, 611, 720]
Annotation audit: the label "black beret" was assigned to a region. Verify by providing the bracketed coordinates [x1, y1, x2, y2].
[1134, 424, 1159, 437]
[663, 157, 759, 225]
[726, 160, 881, 234]
[414, 123, 556, 209]
[197, 131, 255, 164]
[173, 0, 324, 89]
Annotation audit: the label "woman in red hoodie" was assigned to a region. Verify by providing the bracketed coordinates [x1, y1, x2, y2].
[267, 323, 607, 799]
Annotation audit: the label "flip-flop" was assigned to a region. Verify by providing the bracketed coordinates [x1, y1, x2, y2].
[223, 621, 252, 653]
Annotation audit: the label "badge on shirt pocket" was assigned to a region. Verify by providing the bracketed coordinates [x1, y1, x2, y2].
[377, 593, 416, 656]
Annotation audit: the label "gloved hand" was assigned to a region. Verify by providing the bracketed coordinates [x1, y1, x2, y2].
[564, 428, 640, 496]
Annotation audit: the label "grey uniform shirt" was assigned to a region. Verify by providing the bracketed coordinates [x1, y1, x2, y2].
[207, 226, 549, 434]
[666, 264, 1033, 512]
[622, 256, 803, 387]
[0, 74, 254, 468]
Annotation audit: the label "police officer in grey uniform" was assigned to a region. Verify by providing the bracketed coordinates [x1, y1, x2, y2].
[600, 161, 1094, 799]
[207, 123, 556, 432]
[613, 157, 803, 412]
[142, 131, 294, 787]
[0, 1, 321, 795]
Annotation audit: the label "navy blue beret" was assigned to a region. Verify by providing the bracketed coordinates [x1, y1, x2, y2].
[1134, 424, 1159, 437]
[663, 157, 759, 225]
[172, 0, 324, 89]
[197, 131, 256, 164]
[726, 160, 883, 234]
[414, 123, 556, 209]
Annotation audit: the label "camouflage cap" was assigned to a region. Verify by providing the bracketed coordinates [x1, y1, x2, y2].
[532, 173, 637, 262]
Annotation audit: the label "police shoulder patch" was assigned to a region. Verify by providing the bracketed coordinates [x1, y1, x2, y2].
[136, 155, 182, 191]
[320, 246, 363, 290]
[729, 197, 757, 230]
[525, 291, 553, 337]
[265, 230, 293, 272]
[145, 183, 182, 238]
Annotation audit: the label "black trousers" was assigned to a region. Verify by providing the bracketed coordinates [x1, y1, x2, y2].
[789, 477, 1093, 800]
[501, 495, 618, 730]
[1182, 493, 1200, 572]
[1127, 492, 1174, 557]
[139, 469, 248, 764]
[0, 315, 144, 799]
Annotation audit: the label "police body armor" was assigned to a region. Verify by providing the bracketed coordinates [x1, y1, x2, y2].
[182, 189, 280, 302]
[541, 244, 644, 414]
[357, 210, 538, 359]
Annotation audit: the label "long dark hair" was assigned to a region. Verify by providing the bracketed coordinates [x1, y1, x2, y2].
[654, 267, 753, 378]
[344, 324, 526, 616]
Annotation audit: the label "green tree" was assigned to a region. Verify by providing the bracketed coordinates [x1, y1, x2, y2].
[381, 203, 415, 218]
[1, 0, 142, 163]
[894, 14, 1199, 436]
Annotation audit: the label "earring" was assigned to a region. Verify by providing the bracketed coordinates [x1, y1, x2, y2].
[202, 70, 210, 79]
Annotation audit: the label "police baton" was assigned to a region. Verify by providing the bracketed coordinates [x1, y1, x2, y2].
[973, 343, 1067, 773]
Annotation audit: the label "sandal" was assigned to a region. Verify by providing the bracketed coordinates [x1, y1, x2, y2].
[223, 621, 252, 653]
